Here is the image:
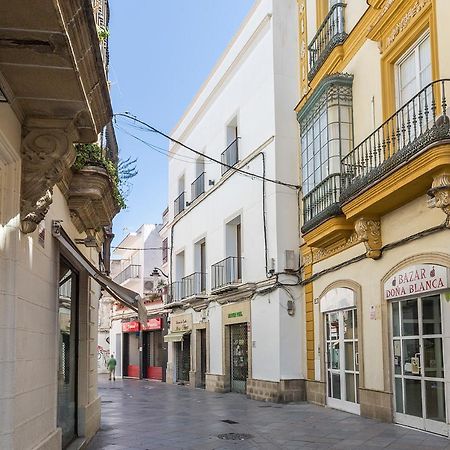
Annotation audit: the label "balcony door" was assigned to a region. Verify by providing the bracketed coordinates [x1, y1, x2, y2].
[396, 33, 431, 108]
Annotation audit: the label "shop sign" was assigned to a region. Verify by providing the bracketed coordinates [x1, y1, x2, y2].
[171, 314, 192, 332]
[122, 320, 140, 333]
[384, 264, 449, 300]
[142, 317, 162, 331]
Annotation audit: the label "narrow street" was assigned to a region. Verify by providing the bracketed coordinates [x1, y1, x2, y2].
[88, 377, 450, 450]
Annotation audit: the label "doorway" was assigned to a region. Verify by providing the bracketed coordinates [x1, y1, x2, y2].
[325, 308, 360, 414]
[391, 295, 447, 435]
[57, 258, 79, 448]
[176, 334, 191, 383]
[230, 323, 248, 394]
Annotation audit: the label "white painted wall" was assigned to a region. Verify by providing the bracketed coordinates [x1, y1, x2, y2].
[165, 0, 304, 383]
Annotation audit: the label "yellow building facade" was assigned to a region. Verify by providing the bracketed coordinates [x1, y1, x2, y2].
[297, 0, 450, 435]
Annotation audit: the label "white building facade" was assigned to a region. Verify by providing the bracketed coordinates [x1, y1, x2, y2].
[107, 224, 168, 381]
[164, 0, 305, 401]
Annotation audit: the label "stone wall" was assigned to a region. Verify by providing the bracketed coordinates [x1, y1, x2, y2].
[247, 379, 305, 403]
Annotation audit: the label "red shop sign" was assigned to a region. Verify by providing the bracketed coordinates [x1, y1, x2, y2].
[122, 320, 140, 333]
[142, 317, 162, 331]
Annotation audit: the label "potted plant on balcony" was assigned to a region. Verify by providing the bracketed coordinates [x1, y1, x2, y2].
[64, 143, 131, 235]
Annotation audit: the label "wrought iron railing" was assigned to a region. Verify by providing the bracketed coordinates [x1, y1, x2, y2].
[308, 3, 347, 80]
[167, 281, 183, 304]
[303, 174, 341, 224]
[221, 138, 239, 175]
[191, 172, 205, 201]
[174, 191, 185, 217]
[211, 256, 243, 291]
[113, 264, 140, 285]
[182, 272, 207, 298]
[341, 79, 450, 200]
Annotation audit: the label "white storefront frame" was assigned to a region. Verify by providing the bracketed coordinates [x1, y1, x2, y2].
[320, 287, 361, 415]
[385, 263, 450, 436]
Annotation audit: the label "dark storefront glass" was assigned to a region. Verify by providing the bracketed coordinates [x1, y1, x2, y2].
[57, 259, 79, 448]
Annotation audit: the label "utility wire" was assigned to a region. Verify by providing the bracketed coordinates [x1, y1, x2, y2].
[114, 113, 301, 190]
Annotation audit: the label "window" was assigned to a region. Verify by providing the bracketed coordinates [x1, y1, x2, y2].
[162, 238, 168, 264]
[396, 33, 431, 108]
[222, 118, 239, 175]
[298, 74, 353, 224]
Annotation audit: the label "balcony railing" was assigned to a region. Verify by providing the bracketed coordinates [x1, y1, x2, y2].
[174, 191, 185, 217]
[211, 256, 243, 291]
[341, 79, 450, 201]
[221, 138, 239, 175]
[113, 264, 140, 285]
[308, 3, 347, 80]
[302, 174, 341, 226]
[191, 172, 205, 201]
[167, 281, 183, 304]
[182, 272, 207, 298]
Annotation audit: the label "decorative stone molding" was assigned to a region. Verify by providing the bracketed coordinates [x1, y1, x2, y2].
[354, 217, 382, 259]
[428, 172, 450, 225]
[66, 165, 120, 237]
[20, 125, 76, 233]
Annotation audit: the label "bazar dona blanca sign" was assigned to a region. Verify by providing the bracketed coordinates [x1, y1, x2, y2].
[384, 264, 449, 300]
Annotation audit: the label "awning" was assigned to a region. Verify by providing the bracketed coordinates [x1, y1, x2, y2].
[163, 331, 189, 343]
[52, 221, 147, 324]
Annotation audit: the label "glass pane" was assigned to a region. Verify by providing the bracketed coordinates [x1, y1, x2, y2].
[332, 373, 341, 399]
[423, 338, 444, 378]
[422, 296, 441, 335]
[403, 339, 421, 376]
[401, 299, 419, 336]
[393, 340, 402, 375]
[343, 310, 353, 339]
[345, 342, 354, 371]
[329, 342, 340, 370]
[425, 381, 446, 422]
[395, 378, 404, 413]
[392, 302, 400, 337]
[404, 379, 422, 418]
[328, 313, 339, 340]
[346, 373, 356, 403]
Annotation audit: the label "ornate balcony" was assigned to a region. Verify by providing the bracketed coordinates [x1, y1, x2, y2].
[308, 3, 347, 81]
[341, 79, 450, 203]
[221, 138, 239, 175]
[302, 174, 341, 232]
[211, 256, 243, 292]
[191, 172, 205, 201]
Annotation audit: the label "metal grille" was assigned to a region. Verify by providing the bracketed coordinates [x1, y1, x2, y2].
[230, 324, 248, 394]
[176, 335, 191, 382]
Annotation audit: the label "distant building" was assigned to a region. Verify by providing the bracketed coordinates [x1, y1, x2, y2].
[105, 224, 169, 381]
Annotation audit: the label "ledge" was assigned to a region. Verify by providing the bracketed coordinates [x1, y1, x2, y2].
[65, 165, 120, 234]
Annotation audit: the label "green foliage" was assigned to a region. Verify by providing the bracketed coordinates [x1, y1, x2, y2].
[74, 143, 133, 209]
[97, 25, 110, 42]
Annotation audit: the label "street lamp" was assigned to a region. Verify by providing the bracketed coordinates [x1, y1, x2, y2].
[151, 267, 168, 278]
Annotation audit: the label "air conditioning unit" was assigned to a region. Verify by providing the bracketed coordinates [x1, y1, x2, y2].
[284, 250, 296, 271]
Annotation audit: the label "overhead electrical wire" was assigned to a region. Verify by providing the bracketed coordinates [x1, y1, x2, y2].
[114, 112, 301, 190]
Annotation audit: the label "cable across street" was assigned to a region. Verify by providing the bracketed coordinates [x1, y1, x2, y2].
[114, 112, 301, 190]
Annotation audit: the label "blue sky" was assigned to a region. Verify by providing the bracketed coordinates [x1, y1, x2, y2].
[109, 1, 255, 244]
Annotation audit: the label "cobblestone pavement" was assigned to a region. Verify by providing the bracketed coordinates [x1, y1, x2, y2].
[88, 376, 450, 450]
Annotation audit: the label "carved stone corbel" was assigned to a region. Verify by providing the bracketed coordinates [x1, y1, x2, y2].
[427, 172, 450, 226]
[20, 124, 76, 233]
[354, 217, 382, 259]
